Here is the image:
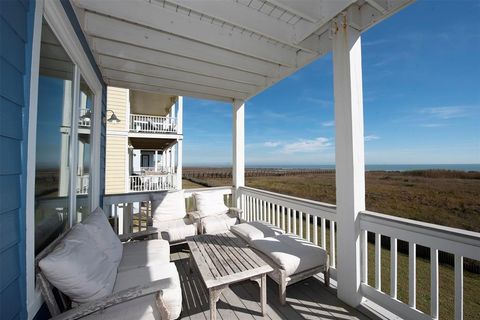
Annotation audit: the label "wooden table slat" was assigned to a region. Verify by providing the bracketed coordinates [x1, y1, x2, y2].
[216, 233, 258, 271]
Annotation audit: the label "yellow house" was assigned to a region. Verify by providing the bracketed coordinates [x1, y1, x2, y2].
[105, 87, 183, 194]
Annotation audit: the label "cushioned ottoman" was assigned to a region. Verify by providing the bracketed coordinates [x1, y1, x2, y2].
[231, 221, 329, 305]
[231, 221, 285, 243]
[251, 233, 329, 304]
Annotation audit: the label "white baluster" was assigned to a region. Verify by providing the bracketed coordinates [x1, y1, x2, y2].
[390, 237, 397, 299]
[330, 221, 336, 268]
[375, 233, 381, 290]
[361, 229, 368, 284]
[313, 216, 318, 246]
[455, 255, 463, 320]
[321, 218, 326, 249]
[431, 249, 439, 319]
[409, 242, 416, 308]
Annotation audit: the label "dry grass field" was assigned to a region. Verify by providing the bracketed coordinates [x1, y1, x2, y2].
[184, 170, 480, 232]
[183, 169, 480, 318]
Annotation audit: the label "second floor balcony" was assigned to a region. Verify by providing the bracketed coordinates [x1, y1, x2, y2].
[129, 114, 178, 134]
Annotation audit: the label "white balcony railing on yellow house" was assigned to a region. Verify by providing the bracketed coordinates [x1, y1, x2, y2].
[129, 114, 177, 134]
[129, 173, 176, 192]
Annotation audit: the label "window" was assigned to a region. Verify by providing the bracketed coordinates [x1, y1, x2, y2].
[34, 19, 96, 253]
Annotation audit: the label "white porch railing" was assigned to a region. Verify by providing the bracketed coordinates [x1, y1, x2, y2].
[78, 109, 91, 127]
[76, 174, 89, 195]
[101, 185, 479, 320]
[359, 211, 480, 320]
[237, 186, 338, 280]
[102, 186, 233, 235]
[129, 174, 176, 192]
[137, 166, 175, 174]
[129, 114, 177, 133]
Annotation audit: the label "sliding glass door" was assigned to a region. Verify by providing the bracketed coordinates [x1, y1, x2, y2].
[34, 19, 97, 253]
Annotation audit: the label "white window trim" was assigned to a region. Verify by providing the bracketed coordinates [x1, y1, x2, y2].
[26, 0, 103, 318]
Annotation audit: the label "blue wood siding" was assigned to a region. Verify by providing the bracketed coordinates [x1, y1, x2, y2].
[1, 1, 105, 317]
[0, 0, 35, 319]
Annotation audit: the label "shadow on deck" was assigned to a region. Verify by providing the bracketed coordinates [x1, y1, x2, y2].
[171, 245, 374, 320]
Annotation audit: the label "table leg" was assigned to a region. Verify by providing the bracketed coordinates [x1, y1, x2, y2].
[209, 286, 225, 320]
[261, 274, 267, 316]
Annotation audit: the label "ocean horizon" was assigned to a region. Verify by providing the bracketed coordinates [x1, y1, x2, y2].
[184, 164, 480, 172]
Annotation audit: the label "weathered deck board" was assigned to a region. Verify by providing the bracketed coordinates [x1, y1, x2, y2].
[171, 244, 375, 320]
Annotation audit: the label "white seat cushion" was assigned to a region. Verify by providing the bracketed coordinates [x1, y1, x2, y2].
[231, 221, 284, 244]
[194, 191, 229, 218]
[153, 218, 197, 242]
[82, 207, 123, 264]
[201, 213, 238, 234]
[251, 234, 328, 277]
[38, 223, 117, 303]
[118, 239, 171, 272]
[151, 190, 187, 222]
[80, 295, 161, 320]
[114, 263, 182, 320]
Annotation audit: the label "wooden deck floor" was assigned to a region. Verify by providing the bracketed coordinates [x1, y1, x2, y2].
[171, 245, 374, 320]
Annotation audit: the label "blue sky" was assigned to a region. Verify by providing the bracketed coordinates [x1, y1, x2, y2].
[182, 0, 480, 167]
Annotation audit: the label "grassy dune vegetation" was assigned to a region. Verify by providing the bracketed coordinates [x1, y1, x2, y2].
[183, 169, 480, 319]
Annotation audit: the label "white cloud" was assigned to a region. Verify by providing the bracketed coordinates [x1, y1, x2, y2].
[282, 137, 332, 154]
[420, 106, 466, 119]
[300, 97, 332, 108]
[322, 120, 335, 127]
[419, 123, 445, 128]
[264, 141, 281, 147]
[364, 135, 380, 142]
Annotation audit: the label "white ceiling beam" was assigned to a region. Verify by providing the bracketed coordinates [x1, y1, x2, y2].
[365, 0, 389, 14]
[108, 79, 233, 102]
[291, 0, 356, 44]
[357, 0, 414, 32]
[98, 55, 258, 94]
[92, 38, 268, 86]
[74, 0, 299, 67]
[165, 0, 313, 51]
[83, 12, 291, 76]
[103, 69, 248, 100]
[267, 0, 318, 23]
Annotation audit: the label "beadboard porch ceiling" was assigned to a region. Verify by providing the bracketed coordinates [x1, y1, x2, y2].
[71, 0, 413, 102]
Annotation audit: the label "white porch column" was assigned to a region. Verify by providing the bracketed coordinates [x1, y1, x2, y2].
[232, 99, 245, 207]
[154, 150, 158, 172]
[177, 96, 183, 189]
[332, 13, 365, 307]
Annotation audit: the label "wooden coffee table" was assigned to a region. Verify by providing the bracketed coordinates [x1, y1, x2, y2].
[186, 232, 273, 320]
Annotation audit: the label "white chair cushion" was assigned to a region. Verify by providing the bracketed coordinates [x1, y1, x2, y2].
[118, 239, 171, 272]
[194, 191, 229, 218]
[251, 234, 328, 277]
[151, 190, 187, 222]
[231, 221, 285, 244]
[38, 223, 117, 303]
[82, 207, 123, 264]
[114, 263, 182, 320]
[201, 213, 238, 234]
[153, 218, 197, 242]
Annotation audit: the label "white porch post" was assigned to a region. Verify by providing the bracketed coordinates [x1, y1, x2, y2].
[232, 99, 245, 207]
[332, 13, 365, 307]
[177, 96, 183, 189]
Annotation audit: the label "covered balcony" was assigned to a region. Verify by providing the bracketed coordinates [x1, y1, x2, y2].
[8, 1, 478, 320]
